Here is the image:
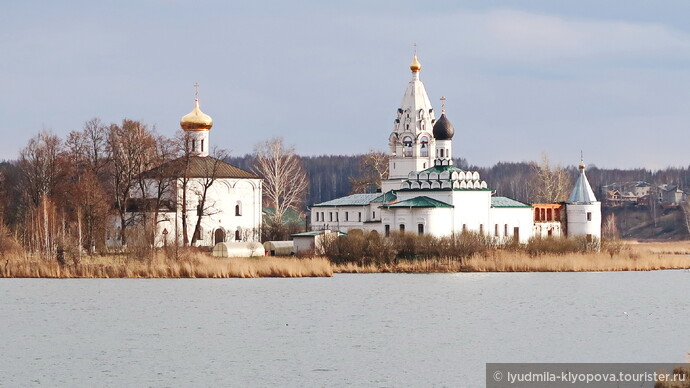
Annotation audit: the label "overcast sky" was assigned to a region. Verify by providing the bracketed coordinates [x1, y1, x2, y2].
[2, 0, 690, 169]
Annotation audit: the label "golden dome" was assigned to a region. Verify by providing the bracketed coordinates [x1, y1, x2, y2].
[410, 55, 421, 72]
[579, 162, 586, 170]
[180, 99, 213, 131]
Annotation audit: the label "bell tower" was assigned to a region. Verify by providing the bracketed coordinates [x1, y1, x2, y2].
[382, 54, 436, 192]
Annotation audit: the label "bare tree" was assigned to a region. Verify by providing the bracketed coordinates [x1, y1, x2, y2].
[106, 120, 156, 245]
[190, 149, 227, 246]
[350, 149, 389, 193]
[17, 131, 65, 256]
[252, 137, 308, 240]
[531, 153, 571, 203]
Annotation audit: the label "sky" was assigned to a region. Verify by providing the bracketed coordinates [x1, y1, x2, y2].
[2, 0, 690, 169]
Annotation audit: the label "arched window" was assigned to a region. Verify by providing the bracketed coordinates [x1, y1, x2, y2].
[235, 202, 242, 216]
[403, 136, 413, 157]
[192, 139, 196, 152]
[201, 139, 204, 153]
[235, 230, 241, 241]
[420, 136, 428, 157]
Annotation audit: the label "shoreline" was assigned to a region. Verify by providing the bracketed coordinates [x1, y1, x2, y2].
[2, 242, 690, 278]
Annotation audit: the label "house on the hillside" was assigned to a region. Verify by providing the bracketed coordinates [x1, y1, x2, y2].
[658, 184, 685, 208]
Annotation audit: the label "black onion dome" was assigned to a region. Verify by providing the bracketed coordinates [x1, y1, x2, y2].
[432, 113, 455, 140]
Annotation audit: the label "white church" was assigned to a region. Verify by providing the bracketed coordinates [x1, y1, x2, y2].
[108, 92, 263, 248]
[310, 55, 601, 242]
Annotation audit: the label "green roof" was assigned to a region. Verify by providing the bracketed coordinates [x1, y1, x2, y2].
[370, 190, 397, 204]
[419, 165, 466, 174]
[312, 193, 381, 207]
[491, 197, 532, 208]
[381, 196, 453, 209]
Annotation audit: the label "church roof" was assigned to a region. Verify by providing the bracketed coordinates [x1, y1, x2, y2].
[381, 196, 453, 208]
[432, 113, 455, 140]
[567, 167, 597, 204]
[419, 164, 465, 174]
[491, 197, 531, 208]
[141, 156, 259, 179]
[312, 193, 382, 207]
[370, 191, 397, 204]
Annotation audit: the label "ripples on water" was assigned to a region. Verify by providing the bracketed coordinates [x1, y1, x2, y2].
[1, 271, 689, 387]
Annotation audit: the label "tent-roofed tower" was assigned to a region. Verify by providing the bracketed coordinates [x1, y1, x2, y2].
[566, 157, 601, 240]
[382, 54, 437, 192]
[180, 83, 213, 157]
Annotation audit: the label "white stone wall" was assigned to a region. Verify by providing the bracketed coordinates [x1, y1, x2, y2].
[489, 207, 534, 243]
[533, 222, 563, 239]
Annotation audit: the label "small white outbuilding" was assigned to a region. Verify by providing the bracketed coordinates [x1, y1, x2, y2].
[263, 241, 295, 256]
[212, 242, 264, 258]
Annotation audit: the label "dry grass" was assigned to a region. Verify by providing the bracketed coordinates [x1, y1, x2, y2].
[655, 365, 690, 388]
[0, 251, 332, 278]
[332, 242, 690, 273]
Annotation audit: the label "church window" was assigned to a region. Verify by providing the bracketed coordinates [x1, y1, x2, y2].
[384, 225, 390, 237]
[417, 224, 424, 235]
[192, 139, 196, 151]
[197, 203, 203, 217]
[440, 149, 444, 158]
[479, 224, 484, 235]
[462, 224, 467, 232]
[504, 224, 508, 236]
[587, 212, 592, 221]
[235, 202, 242, 216]
[420, 136, 428, 157]
[329, 212, 333, 222]
[336, 212, 339, 222]
[373, 211, 376, 219]
[201, 139, 205, 152]
[403, 137, 413, 157]
[495, 224, 499, 236]
[235, 230, 241, 241]
[399, 224, 405, 232]
[345, 212, 349, 221]
[315, 212, 319, 221]
[358, 212, 362, 222]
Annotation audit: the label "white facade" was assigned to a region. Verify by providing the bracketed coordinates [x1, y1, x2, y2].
[150, 174, 263, 247]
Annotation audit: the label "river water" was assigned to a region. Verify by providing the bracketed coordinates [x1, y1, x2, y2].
[1, 271, 689, 387]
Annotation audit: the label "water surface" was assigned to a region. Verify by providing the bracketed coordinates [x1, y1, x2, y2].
[1, 271, 689, 387]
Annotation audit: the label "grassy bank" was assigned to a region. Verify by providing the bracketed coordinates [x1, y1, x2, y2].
[331, 241, 690, 273]
[0, 252, 333, 278]
[2, 241, 690, 278]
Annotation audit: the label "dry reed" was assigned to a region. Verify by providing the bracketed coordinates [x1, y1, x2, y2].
[0, 251, 332, 278]
[332, 242, 690, 273]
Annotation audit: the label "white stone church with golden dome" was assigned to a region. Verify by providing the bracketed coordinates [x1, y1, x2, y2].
[309, 55, 601, 242]
[108, 90, 263, 248]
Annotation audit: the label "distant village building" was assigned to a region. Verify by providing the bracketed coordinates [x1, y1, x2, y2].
[108, 93, 263, 248]
[308, 55, 601, 243]
[658, 184, 685, 208]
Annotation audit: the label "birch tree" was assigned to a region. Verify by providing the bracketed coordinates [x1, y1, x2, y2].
[349, 149, 389, 194]
[531, 153, 571, 203]
[252, 137, 308, 239]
